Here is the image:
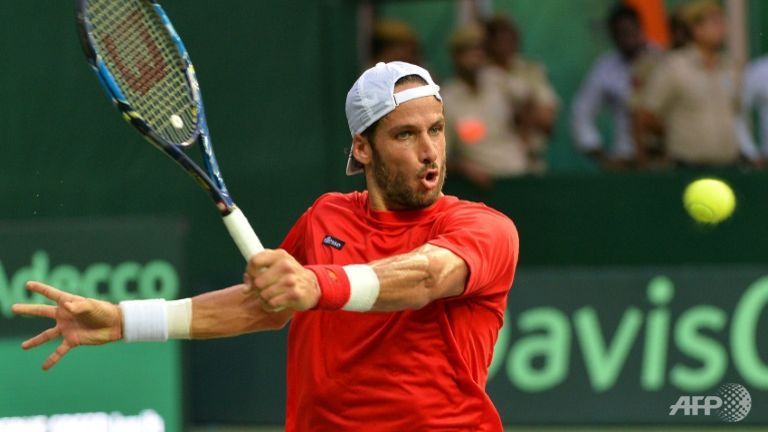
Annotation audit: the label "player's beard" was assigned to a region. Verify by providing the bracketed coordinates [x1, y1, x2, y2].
[371, 146, 446, 210]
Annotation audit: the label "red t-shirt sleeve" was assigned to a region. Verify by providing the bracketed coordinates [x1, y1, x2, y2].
[279, 210, 310, 265]
[428, 205, 519, 298]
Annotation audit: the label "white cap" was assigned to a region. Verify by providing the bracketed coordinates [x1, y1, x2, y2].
[344, 61, 442, 175]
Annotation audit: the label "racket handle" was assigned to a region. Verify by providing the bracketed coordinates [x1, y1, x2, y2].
[222, 207, 265, 260]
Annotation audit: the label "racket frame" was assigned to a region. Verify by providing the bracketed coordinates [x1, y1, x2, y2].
[75, 0, 233, 214]
[75, 0, 265, 258]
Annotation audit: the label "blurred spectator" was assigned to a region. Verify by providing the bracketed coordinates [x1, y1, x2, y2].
[634, 0, 754, 167]
[736, 55, 768, 161]
[571, 4, 661, 169]
[484, 14, 559, 173]
[668, 7, 692, 50]
[443, 25, 529, 188]
[371, 19, 422, 65]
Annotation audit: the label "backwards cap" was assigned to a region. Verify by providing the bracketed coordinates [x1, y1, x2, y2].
[344, 61, 442, 175]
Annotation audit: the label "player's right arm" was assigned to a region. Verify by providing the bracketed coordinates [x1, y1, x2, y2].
[13, 209, 311, 371]
[12, 280, 292, 370]
[189, 283, 292, 338]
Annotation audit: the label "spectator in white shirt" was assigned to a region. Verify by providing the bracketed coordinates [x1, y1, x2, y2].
[571, 4, 658, 169]
[736, 55, 768, 162]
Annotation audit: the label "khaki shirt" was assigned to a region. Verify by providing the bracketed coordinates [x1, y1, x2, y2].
[485, 57, 559, 173]
[443, 68, 528, 177]
[486, 56, 559, 109]
[639, 47, 740, 165]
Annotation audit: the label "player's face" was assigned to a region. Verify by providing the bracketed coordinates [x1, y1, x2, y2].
[367, 83, 446, 211]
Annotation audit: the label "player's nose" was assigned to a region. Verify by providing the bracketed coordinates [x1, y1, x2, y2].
[418, 133, 439, 165]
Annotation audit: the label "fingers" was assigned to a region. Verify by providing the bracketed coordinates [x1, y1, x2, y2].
[246, 249, 291, 277]
[42, 342, 72, 371]
[262, 293, 292, 311]
[26, 281, 75, 304]
[11, 303, 56, 319]
[252, 262, 291, 292]
[256, 294, 286, 313]
[258, 295, 280, 312]
[62, 300, 89, 315]
[21, 327, 61, 350]
[242, 273, 255, 293]
[242, 272, 266, 293]
[258, 274, 297, 303]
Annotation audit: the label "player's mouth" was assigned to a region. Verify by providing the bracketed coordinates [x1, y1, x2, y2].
[420, 168, 439, 190]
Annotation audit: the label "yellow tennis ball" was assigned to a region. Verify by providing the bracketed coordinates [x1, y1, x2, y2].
[683, 178, 736, 224]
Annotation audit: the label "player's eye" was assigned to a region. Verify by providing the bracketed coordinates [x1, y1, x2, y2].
[429, 124, 444, 135]
[395, 131, 413, 140]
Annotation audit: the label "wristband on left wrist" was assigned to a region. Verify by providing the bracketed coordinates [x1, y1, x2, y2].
[306, 264, 380, 312]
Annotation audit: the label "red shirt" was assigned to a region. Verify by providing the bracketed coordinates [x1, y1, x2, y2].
[280, 191, 518, 431]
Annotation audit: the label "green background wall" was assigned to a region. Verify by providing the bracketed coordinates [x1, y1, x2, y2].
[2, 0, 768, 427]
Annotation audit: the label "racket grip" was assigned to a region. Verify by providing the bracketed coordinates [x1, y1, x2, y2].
[222, 207, 265, 260]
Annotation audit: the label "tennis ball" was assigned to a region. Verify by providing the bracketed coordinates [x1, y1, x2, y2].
[170, 114, 184, 129]
[683, 178, 736, 224]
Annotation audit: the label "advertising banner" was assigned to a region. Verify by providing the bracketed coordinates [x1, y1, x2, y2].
[0, 218, 185, 432]
[488, 267, 768, 424]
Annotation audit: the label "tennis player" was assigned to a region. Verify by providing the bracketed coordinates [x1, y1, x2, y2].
[14, 61, 518, 431]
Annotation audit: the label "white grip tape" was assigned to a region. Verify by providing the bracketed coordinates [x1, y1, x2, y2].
[342, 264, 380, 312]
[120, 299, 168, 342]
[223, 207, 264, 260]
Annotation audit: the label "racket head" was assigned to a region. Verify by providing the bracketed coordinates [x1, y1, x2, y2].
[76, 0, 202, 148]
[76, 0, 234, 211]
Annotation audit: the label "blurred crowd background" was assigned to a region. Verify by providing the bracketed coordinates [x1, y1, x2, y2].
[364, 0, 768, 189]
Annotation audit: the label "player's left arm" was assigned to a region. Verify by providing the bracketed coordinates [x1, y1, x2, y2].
[248, 208, 517, 312]
[366, 243, 467, 310]
[247, 243, 462, 311]
[247, 244, 466, 312]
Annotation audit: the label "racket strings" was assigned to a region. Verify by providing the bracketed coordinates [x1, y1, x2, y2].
[87, 0, 198, 145]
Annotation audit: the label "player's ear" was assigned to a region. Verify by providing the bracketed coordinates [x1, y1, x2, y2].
[352, 133, 373, 167]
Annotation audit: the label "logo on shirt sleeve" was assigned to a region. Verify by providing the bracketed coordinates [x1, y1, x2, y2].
[322, 235, 345, 250]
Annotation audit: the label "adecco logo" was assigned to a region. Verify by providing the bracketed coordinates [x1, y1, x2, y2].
[0, 250, 179, 318]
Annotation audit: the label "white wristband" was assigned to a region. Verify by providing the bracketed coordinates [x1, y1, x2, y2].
[120, 299, 168, 342]
[120, 298, 193, 342]
[342, 264, 380, 312]
[167, 298, 192, 339]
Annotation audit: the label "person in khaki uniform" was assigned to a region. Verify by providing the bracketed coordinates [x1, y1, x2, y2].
[483, 14, 559, 173]
[443, 25, 529, 188]
[371, 20, 422, 66]
[634, 0, 743, 167]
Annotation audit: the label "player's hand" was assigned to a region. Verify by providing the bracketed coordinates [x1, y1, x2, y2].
[11, 281, 122, 370]
[245, 249, 320, 312]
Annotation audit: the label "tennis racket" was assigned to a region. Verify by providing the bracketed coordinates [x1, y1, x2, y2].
[75, 0, 263, 260]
